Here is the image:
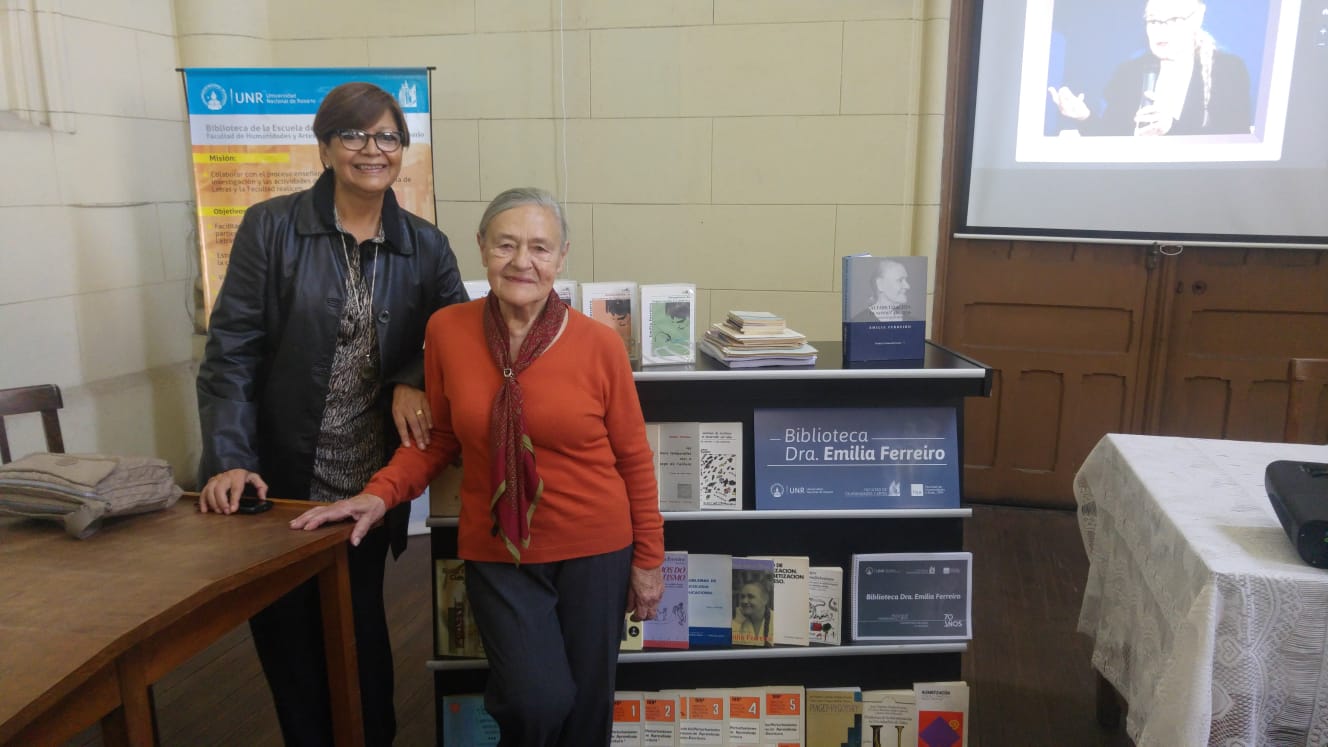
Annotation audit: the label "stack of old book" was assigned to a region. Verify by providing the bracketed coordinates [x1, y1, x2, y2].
[699, 311, 818, 368]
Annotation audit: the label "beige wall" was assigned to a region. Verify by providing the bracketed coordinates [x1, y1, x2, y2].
[2, 0, 949, 482]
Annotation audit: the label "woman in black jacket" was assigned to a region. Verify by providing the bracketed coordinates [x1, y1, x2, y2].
[196, 81, 467, 746]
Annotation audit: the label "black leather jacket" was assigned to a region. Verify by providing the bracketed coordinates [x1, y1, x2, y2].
[197, 170, 467, 508]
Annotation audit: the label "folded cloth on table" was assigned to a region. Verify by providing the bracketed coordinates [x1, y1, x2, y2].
[0, 452, 182, 538]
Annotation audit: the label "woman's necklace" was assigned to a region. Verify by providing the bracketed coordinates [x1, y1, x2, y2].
[334, 207, 381, 381]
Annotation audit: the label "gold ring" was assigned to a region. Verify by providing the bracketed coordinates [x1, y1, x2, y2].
[415, 409, 424, 416]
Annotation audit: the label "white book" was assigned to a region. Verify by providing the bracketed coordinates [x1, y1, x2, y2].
[678, 690, 730, 746]
[644, 692, 680, 747]
[698, 422, 742, 511]
[752, 556, 810, 646]
[807, 566, 842, 646]
[612, 692, 646, 746]
[640, 283, 697, 365]
[914, 682, 968, 747]
[644, 423, 662, 507]
[463, 279, 490, 299]
[687, 553, 733, 647]
[553, 278, 579, 308]
[861, 690, 915, 747]
[761, 685, 805, 747]
[727, 688, 764, 747]
[581, 280, 639, 357]
[658, 422, 700, 512]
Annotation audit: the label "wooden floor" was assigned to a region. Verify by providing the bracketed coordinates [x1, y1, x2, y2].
[65, 505, 1133, 746]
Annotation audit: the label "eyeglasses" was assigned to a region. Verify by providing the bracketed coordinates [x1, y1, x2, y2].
[335, 129, 404, 153]
[1145, 10, 1197, 28]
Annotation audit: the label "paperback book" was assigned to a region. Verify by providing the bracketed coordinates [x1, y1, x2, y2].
[644, 693, 680, 747]
[641, 283, 697, 365]
[553, 278, 579, 308]
[644, 551, 690, 649]
[861, 690, 915, 747]
[805, 688, 862, 747]
[658, 422, 700, 511]
[434, 559, 485, 658]
[728, 687, 765, 747]
[841, 254, 926, 361]
[687, 553, 733, 647]
[731, 557, 775, 647]
[699, 422, 743, 510]
[914, 682, 968, 747]
[753, 555, 810, 646]
[807, 566, 842, 646]
[678, 690, 729, 747]
[612, 692, 646, 746]
[762, 685, 805, 747]
[463, 279, 491, 300]
[581, 281, 639, 357]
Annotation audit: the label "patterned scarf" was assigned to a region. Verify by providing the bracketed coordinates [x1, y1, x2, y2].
[483, 289, 567, 563]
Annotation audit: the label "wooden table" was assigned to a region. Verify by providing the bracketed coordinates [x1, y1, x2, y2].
[0, 500, 363, 746]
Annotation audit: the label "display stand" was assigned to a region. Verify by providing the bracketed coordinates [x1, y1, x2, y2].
[426, 340, 991, 739]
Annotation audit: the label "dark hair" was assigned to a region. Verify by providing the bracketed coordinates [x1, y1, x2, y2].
[605, 299, 631, 317]
[664, 302, 690, 321]
[312, 82, 409, 148]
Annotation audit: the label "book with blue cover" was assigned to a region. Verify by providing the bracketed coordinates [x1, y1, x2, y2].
[841, 254, 926, 361]
[441, 694, 499, 746]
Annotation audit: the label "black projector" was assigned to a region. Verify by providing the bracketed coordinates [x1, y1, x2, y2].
[1266, 460, 1328, 568]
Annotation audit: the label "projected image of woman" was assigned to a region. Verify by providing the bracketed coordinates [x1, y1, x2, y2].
[1047, 0, 1252, 136]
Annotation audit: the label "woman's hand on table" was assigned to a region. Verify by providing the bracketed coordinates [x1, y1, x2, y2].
[198, 469, 267, 515]
[290, 493, 387, 546]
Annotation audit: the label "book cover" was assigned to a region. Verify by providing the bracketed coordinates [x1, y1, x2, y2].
[687, 553, 733, 647]
[645, 423, 662, 507]
[622, 611, 644, 651]
[644, 551, 690, 649]
[752, 555, 810, 646]
[731, 557, 775, 647]
[553, 278, 579, 308]
[728, 687, 764, 747]
[841, 254, 926, 362]
[699, 422, 743, 511]
[807, 566, 842, 646]
[613, 692, 646, 746]
[644, 693, 680, 747]
[581, 280, 639, 357]
[434, 559, 485, 658]
[850, 553, 972, 641]
[805, 688, 862, 747]
[658, 422, 700, 512]
[861, 690, 915, 747]
[762, 685, 805, 747]
[463, 279, 491, 300]
[913, 682, 967, 747]
[441, 694, 500, 746]
[679, 690, 730, 746]
[427, 459, 464, 517]
[641, 283, 697, 365]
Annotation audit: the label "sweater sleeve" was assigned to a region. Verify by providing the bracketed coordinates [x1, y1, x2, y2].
[601, 337, 665, 568]
[364, 312, 461, 508]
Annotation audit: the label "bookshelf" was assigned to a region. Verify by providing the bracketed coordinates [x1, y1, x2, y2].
[428, 340, 992, 737]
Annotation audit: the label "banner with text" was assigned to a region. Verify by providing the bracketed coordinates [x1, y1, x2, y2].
[850, 552, 972, 641]
[754, 407, 959, 510]
[181, 67, 434, 323]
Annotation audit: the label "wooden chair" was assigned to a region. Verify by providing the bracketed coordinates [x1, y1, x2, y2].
[1285, 358, 1328, 444]
[0, 384, 65, 463]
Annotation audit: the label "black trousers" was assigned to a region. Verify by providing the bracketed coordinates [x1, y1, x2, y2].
[249, 524, 396, 747]
[465, 546, 633, 747]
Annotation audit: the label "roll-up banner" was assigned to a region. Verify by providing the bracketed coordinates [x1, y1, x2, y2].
[181, 68, 434, 324]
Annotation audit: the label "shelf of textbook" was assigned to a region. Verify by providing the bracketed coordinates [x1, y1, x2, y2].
[427, 508, 971, 528]
[427, 642, 967, 671]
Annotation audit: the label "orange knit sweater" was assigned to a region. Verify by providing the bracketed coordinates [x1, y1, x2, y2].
[365, 299, 664, 568]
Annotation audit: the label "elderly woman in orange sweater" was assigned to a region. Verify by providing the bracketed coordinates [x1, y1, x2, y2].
[293, 187, 664, 746]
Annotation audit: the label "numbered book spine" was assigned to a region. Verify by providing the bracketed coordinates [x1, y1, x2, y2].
[612, 692, 646, 746]
[641, 283, 697, 365]
[728, 688, 765, 747]
[762, 685, 805, 747]
[679, 690, 730, 746]
[699, 422, 743, 510]
[644, 693, 680, 747]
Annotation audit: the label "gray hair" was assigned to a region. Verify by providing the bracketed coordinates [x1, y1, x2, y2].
[477, 187, 568, 246]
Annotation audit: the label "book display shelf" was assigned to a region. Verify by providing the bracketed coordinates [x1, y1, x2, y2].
[426, 341, 992, 739]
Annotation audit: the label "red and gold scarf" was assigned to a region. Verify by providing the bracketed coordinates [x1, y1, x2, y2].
[483, 289, 566, 563]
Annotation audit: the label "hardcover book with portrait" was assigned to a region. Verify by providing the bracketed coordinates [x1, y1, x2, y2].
[841, 254, 927, 361]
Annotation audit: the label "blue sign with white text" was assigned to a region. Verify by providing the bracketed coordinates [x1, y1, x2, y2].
[754, 407, 959, 510]
[183, 67, 429, 116]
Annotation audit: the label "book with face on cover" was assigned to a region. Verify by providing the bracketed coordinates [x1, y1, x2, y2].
[581, 281, 639, 357]
[641, 283, 697, 365]
[731, 556, 775, 647]
[841, 254, 927, 362]
[751, 555, 810, 646]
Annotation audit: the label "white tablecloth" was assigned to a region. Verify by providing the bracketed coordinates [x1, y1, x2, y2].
[1075, 434, 1328, 747]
